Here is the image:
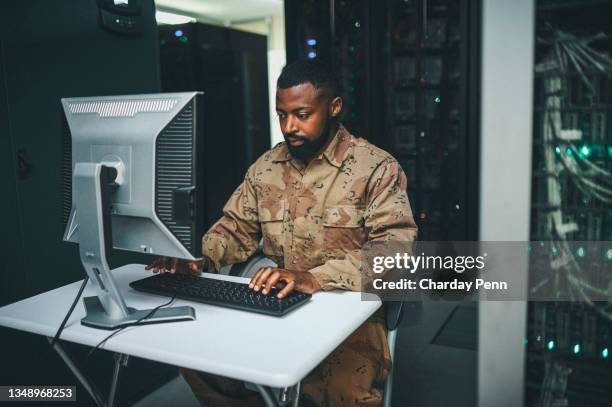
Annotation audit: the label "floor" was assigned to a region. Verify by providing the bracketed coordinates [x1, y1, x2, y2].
[132, 374, 200, 407]
[391, 300, 477, 406]
[132, 298, 478, 407]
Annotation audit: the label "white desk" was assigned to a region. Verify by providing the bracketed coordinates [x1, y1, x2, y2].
[0, 264, 380, 404]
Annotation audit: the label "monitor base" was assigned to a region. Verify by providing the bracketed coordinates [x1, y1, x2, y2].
[80, 296, 196, 330]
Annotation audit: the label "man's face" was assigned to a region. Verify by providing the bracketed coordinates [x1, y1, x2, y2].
[276, 83, 339, 162]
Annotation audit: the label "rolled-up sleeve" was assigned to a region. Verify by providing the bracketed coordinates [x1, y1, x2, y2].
[201, 164, 261, 272]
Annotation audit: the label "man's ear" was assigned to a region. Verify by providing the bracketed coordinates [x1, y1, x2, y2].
[329, 96, 343, 118]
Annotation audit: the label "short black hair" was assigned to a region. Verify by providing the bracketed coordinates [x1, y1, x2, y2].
[277, 60, 339, 99]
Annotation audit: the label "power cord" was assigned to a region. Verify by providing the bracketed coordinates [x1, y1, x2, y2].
[51, 276, 177, 358]
[87, 295, 177, 358]
[50, 276, 90, 347]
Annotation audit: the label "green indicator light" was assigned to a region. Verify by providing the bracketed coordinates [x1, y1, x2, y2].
[573, 344, 580, 354]
[454, 204, 460, 210]
[555, 146, 561, 154]
[523, 338, 528, 345]
[552, 246, 558, 254]
[348, 46, 355, 52]
[608, 146, 612, 157]
[547, 340, 555, 350]
[434, 96, 441, 103]
[577, 247, 585, 258]
[354, 21, 361, 28]
[603, 348, 609, 359]
[566, 148, 572, 156]
[179, 36, 188, 43]
[606, 249, 612, 261]
[580, 145, 591, 157]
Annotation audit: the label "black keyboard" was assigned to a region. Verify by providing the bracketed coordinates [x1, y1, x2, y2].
[130, 273, 311, 317]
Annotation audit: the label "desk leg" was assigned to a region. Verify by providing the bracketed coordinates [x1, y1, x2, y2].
[108, 353, 129, 407]
[253, 382, 301, 407]
[291, 381, 302, 407]
[254, 384, 280, 407]
[47, 338, 105, 407]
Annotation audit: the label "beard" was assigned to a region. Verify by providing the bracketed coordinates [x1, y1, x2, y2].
[285, 117, 333, 162]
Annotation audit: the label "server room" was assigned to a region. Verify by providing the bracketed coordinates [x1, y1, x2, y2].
[1, 0, 611, 406]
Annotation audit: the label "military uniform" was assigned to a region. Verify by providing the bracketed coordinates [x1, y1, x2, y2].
[184, 124, 417, 406]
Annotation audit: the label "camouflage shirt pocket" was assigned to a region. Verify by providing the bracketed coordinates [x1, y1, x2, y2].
[323, 205, 366, 227]
[258, 199, 286, 256]
[322, 205, 367, 256]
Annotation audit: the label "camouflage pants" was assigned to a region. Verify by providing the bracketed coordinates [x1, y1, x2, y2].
[181, 316, 391, 407]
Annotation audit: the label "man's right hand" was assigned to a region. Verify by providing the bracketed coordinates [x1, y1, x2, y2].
[145, 257, 203, 275]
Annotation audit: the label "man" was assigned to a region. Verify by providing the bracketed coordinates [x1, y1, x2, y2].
[147, 60, 417, 406]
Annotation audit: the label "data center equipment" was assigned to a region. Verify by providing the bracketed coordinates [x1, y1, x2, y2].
[1, 0, 180, 398]
[284, 0, 481, 241]
[158, 22, 271, 229]
[527, 1, 612, 406]
[97, 0, 143, 35]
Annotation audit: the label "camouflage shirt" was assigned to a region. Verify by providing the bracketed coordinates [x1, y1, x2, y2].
[201, 124, 418, 291]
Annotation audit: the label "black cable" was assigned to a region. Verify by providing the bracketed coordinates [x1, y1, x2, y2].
[87, 295, 177, 359]
[50, 275, 176, 356]
[50, 276, 90, 347]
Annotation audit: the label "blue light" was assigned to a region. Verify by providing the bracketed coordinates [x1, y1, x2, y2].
[306, 38, 316, 46]
[175, 30, 184, 37]
[307, 51, 317, 59]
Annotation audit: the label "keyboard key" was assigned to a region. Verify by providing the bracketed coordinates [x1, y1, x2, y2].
[130, 274, 311, 317]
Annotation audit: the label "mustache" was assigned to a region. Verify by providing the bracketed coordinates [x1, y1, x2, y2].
[284, 134, 309, 142]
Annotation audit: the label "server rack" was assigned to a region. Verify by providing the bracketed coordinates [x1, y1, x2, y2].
[158, 23, 271, 227]
[527, 1, 612, 406]
[284, 0, 480, 241]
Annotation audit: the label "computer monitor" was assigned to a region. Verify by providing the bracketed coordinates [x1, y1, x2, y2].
[61, 92, 206, 329]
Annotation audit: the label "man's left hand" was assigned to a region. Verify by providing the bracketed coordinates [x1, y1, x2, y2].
[249, 267, 322, 298]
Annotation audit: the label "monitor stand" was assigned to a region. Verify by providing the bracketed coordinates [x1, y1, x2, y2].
[73, 162, 195, 329]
